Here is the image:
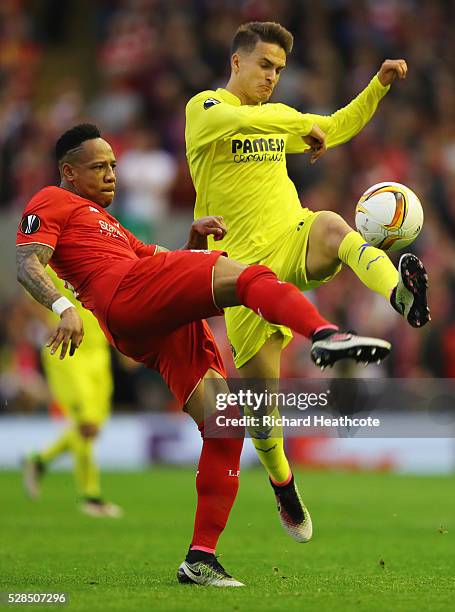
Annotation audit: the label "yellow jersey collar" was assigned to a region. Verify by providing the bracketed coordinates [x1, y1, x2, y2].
[216, 88, 242, 106]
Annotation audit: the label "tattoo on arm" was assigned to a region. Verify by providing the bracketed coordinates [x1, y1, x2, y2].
[16, 244, 62, 310]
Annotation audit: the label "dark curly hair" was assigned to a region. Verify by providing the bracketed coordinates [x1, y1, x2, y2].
[55, 123, 101, 162]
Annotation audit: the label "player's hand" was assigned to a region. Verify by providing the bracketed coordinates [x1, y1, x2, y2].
[185, 216, 228, 249]
[303, 124, 327, 164]
[46, 307, 84, 359]
[377, 59, 407, 86]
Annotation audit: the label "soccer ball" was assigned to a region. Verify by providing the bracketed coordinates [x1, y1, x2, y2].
[355, 182, 424, 251]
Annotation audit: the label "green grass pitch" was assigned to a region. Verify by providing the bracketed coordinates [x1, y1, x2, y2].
[0, 468, 453, 611]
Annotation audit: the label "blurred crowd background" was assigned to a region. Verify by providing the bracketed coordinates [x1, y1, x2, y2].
[1, 0, 455, 417]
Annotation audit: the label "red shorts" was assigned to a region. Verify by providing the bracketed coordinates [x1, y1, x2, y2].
[105, 249, 227, 406]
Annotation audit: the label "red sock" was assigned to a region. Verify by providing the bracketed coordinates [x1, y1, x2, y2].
[236, 265, 336, 339]
[191, 409, 244, 552]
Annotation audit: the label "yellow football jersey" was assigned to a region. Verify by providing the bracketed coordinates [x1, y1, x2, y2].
[185, 75, 390, 264]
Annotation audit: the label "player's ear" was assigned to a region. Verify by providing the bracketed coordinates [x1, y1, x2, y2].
[231, 53, 241, 74]
[61, 162, 75, 182]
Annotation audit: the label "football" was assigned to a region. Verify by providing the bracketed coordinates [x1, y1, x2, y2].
[355, 181, 424, 251]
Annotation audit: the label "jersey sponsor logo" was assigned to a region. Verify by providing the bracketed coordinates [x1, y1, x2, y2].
[231, 137, 285, 164]
[98, 219, 128, 241]
[89, 206, 100, 213]
[231, 137, 285, 154]
[233, 152, 284, 164]
[20, 214, 41, 234]
[203, 97, 220, 109]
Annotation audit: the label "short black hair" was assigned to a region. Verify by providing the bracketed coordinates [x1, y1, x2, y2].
[231, 22, 293, 55]
[55, 123, 101, 162]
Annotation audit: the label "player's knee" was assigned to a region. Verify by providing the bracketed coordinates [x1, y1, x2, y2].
[316, 212, 352, 258]
[213, 255, 248, 308]
[79, 423, 99, 439]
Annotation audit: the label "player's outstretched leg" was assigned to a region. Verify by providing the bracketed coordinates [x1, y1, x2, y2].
[390, 253, 430, 327]
[178, 373, 244, 587]
[231, 262, 392, 369]
[338, 231, 430, 328]
[306, 212, 430, 328]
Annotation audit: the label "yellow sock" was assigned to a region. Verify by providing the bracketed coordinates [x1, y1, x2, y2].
[246, 406, 291, 484]
[39, 428, 74, 464]
[338, 231, 398, 300]
[71, 430, 101, 499]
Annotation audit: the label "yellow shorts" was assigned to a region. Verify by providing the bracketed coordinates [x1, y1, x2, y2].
[41, 348, 113, 426]
[225, 211, 342, 368]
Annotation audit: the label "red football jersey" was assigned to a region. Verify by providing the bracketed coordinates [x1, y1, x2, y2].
[16, 186, 158, 318]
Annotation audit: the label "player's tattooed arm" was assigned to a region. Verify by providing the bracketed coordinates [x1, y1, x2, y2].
[16, 244, 84, 359]
[16, 244, 61, 309]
